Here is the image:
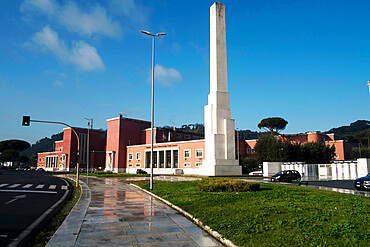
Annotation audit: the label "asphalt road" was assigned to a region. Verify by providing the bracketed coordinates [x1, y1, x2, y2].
[0, 170, 70, 247]
[306, 180, 356, 190]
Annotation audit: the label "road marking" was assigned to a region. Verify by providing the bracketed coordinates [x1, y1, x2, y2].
[49, 185, 56, 190]
[61, 185, 68, 190]
[23, 184, 33, 188]
[5, 194, 26, 205]
[36, 184, 44, 189]
[0, 235, 7, 238]
[9, 184, 21, 188]
[0, 189, 57, 194]
[0, 184, 8, 188]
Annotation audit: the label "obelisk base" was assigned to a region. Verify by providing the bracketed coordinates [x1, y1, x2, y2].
[198, 159, 242, 176]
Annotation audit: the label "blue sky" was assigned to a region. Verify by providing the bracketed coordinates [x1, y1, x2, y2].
[0, 0, 369, 145]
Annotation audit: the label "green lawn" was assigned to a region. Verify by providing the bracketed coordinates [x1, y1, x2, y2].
[142, 180, 370, 247]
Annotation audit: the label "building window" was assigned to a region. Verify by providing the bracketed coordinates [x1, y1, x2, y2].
[60, 156, 62, 162]
[195, 149, 203, 158]
[135, 163, 141, 167]
[183, 162, 191, 167]
[59, 148, 62, 151]
[195, 162, 202, 167]
[251, 149, 255, 154]
[176, 133, 181, 139]
[184, 135, 190, 139]
[128, 153, 133, 160]
[193, 136, 199, 140]
[241, 148, 244, 154]
[136, 152, 141, 160]
[39, 158, 41, 162]
[145, 152, 151, 168]
[173, 150, 178, 168]
[247, 148, 251, 154]
[184, 149, 191, 158]
[128, 163, 133, 167]
[42, 157, 45, 162]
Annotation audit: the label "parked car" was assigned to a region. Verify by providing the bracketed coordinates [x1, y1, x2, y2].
[271, 170, 301, 182]
[136, 169, 147, 174]
[36, 168, 45, 172]
[354, 173, 370, 191]
[249, 170, 263, 176]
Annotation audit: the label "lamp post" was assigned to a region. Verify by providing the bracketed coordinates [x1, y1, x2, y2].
[237, 128, 240, 163]
[85, 118, 93, 177]
[141, 30, 166, 191]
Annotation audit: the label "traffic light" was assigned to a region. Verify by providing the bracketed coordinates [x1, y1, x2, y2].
[22, 116, 30, 126]
[75, 154, 79, 163]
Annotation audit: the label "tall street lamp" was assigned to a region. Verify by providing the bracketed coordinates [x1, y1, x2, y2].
[141, 30, 166, 191]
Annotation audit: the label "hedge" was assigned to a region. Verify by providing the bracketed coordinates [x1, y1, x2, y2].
[198, 178, 260, 192]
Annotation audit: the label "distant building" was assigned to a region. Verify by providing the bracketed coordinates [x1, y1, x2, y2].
[37, 128, 105, 171]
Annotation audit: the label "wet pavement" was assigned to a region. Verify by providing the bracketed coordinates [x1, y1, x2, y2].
[48, 176, 222, 247]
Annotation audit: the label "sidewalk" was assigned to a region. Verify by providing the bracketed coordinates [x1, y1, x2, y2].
[48, 176, 223, 247]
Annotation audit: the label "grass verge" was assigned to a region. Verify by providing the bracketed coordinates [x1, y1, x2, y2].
[142, 180, 370, 247]
[26, 178, 81, 247]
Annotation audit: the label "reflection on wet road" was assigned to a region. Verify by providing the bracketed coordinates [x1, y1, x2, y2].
[74, 177, 221, 247]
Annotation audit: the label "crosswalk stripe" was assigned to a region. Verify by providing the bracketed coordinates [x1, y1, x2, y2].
[36, 184, 44, 189]
[9, 184, 21, 188]
[49, 185, 56, 190]
[23, 184, 33, 188]
[0, 184, 8, 188]
[61, 185, 68, 190]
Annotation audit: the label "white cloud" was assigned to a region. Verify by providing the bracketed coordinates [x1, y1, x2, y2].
[21, 0, 57, 15]
[53, 80, 64, 87]
[21, 0, 122, 38]
[155, 64, 182, 87]
[108, 0, 146, 24]
[31, 26, 105, 71]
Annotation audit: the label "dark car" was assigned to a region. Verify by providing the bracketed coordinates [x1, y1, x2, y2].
[354, 173, 370, 190]
[136, 169, 147, 174]
[271, 170, 301, 182]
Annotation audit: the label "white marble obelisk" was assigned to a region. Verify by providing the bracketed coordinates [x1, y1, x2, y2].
[200, 2, 242, 176]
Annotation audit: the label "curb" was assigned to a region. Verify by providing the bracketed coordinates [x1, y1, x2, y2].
[46, 176, 91, 247]
[130, 183, 238, 247]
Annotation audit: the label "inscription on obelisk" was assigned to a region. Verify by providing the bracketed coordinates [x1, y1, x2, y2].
[200, 2, 242, 176]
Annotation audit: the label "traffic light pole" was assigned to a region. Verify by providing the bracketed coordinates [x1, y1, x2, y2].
[27, 119, 80, 188]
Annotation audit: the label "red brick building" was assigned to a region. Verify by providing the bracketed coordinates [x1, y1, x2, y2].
[37, 115, 355, 174]
[37, 127, 105, 171]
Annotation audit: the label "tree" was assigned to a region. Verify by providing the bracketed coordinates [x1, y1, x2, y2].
[0, 149, 19, 162]
[257, 117, 288, 135]
[0, 140, 30, 152]
[254, 135, 335, 164]
[254, 134, 288, 163]
[18, 155, 30, 164]
[301, 142, 336, 164]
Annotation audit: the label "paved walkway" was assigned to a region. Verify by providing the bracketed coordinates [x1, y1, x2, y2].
[48, 176, 223, 247]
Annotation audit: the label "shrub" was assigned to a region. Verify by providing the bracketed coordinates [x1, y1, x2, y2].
[198, 178, 260, 192]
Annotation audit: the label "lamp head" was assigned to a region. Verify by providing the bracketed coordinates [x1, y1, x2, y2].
[156, 32, 166, 36]
[141, 30, 151, 35]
